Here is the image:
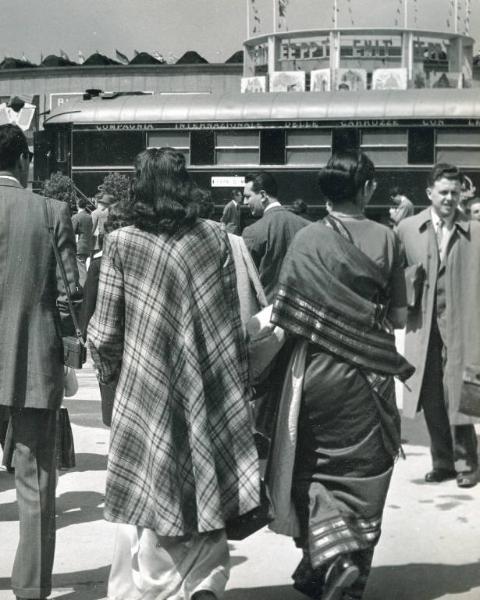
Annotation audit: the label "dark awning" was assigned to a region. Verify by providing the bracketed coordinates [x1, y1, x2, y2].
[176, 51, 208, 64]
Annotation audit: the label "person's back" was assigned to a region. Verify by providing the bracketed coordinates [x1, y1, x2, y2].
[88, 148, 259, 600]
[0, 123, 80, 600]
[71, 203, 93, 256]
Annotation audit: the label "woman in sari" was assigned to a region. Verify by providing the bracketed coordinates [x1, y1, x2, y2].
[88, 148, 260, 600]
[268, 151, 414, 600]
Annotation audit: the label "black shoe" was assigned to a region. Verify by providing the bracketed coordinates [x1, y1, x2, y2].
[424, 468, 456, 483]
[323, 556, 360, 600]
[456, 471, 477, 488]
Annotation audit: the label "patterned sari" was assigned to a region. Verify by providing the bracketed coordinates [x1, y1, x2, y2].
[270, 218, 414, 599]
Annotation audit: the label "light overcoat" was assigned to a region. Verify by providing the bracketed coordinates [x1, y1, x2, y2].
[397, 207, 480, 425]
[0, 179, 79, 410]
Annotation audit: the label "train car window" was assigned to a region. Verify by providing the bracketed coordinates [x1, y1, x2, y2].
[436, 128, 480, 146]
[217, 131, 258, 147]
[332, 128, 360, 153]
[287, 130, 331, 146]
[215, 130, 259, 165]
[73, 131, 144, 166]
[216, 149, 259, 165]
[148, 131, 190, 149]
[361, 129, 407, 145]
[190, 131, 215, 165]
[436, 148, 480, 167]
[285, 129, 331, 165]
[260, 130, 285, 165]
[361, 148, 408, 166]
[408, 128, 435, 165]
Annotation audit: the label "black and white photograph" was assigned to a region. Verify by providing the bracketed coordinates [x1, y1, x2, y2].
[1, 1, 480, 599]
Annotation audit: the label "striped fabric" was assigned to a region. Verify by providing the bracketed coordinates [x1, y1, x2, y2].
[88, 219, 260, 536]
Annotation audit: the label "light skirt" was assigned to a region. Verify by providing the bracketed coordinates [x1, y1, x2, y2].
[108, 524, 230, 600]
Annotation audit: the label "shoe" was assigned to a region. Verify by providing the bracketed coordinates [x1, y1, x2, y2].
[323, 556, 360, 600]
[424, 469, 456, 483]
[456, 471, 477, 488]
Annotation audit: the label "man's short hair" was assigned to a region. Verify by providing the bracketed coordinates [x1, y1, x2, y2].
[427, 163, 462, 187]
[0, 124, 29, 170]
[245, 171, 278, 198]
[77, 197, 88, 209]
[389, 186, 404, 197]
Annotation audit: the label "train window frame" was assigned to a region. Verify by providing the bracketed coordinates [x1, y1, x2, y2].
[72, 130, 146, 168]
[214, 130, 260, 166]
[408, 127, 435, 165]
[285, 129, 332, 166]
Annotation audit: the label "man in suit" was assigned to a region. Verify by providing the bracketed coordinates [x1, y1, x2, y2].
[0, 124, 81, 599]
[221, 189, 242, 234]
[91, 193, 114, 252]
[242, 171, 308, 303]
[71, 197, 93, 286]
[398, 163, 479, 489]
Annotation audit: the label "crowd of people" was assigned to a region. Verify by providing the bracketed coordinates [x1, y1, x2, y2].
[0, 121, 479, 600]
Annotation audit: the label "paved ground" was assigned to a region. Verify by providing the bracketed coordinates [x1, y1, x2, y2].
[1, 359, 480, 600]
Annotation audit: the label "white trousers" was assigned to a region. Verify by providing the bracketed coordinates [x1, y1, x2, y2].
[108, 524, 230, 600]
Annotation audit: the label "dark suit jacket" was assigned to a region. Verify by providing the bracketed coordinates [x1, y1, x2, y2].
[72, 209, 93, 256]
[221, 200, 241, 235]
[0, 179, 80, 409]
[242, 206, 309, 303]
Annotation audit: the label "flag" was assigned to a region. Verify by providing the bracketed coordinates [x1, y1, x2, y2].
[21, 52, 28, 62]
[60, 49, 70, 61]
[134, 49, 140, 57]
[78, 50, 85, 64]
[279, 0, 289, 18]
[115, 49, 129, 64]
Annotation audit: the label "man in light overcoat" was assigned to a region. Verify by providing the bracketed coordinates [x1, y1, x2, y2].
[0, 124, 80, 599]
[398, 163, 479, 489]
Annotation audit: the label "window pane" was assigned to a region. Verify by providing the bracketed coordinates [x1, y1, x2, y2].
[287, 129, 332, 146]
[147, 131, 189, 148]
[216, 149, 259, 165]
[408, 128, 435, 165]
[260, 130, 285, 165]
[73, 131, 144, 166]
[216, 131, 259, 147]
[436, 128, 480, 145]
[361, 129, 408, 145]
[332, 128, 360, 153]
[286, 148, 331, 165]
[436, 148, 480, 166]
[191, 131, 215, 165]
[362, 148, 408, 166]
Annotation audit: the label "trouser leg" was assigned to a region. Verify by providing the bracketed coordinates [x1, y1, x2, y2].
[419, 324, 454, 471]
[453, 424, 478, 473]
[11, 407, 57, 599]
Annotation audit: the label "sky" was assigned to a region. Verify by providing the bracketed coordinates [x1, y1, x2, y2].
[0, 0, 479, 64]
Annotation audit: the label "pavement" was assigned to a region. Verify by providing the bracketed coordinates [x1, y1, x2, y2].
[1, 359, 480, 600]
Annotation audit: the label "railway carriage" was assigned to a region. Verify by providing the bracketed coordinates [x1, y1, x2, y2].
[37, 88, 480, 220]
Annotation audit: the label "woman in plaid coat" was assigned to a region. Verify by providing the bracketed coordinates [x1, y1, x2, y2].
[88, 148, 260, 600]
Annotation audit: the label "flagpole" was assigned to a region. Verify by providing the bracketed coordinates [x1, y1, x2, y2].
[273, 0, 277, 33]
[333, 0, 338, 28]
[454, 0, 458, 33]
[403, 0, 408, 28]
[246, 0, 250, 37]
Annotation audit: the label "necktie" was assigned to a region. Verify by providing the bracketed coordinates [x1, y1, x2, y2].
[436, 219, 444, 253]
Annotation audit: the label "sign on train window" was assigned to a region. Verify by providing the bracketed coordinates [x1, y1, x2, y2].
[408, 128, 435, 165]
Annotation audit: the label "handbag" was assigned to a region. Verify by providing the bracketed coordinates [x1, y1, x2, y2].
[43, 199, 86, 369]
[56, 407, 76, 469]
[459, 365, 480, 418]
[404, 263, 425, 309]
[225, 480, 273, 540]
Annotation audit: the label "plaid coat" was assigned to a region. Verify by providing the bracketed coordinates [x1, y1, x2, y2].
[88, 219, 260, 535]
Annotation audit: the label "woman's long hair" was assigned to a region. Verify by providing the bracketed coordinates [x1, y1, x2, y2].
[318, 150, 375, 204]
[130, 147, 198, 234]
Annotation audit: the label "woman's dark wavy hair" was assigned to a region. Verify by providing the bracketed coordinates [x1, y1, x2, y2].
[318, 150, 375, 204]
[130, 147, 198, 233]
